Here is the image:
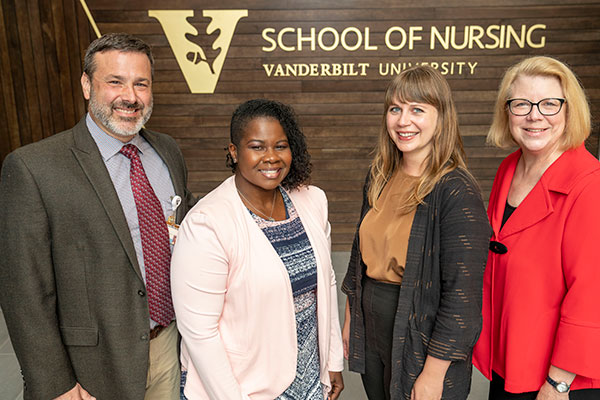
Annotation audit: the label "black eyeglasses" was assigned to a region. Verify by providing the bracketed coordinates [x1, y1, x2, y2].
[506, 98, 566, 116]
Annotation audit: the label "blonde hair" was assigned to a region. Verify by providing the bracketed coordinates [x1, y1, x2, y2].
[487, 56, 591, 149]
[368, 65, 469, 212]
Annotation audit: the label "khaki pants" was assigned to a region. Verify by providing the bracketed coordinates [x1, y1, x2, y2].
[145, 321, 180, 400]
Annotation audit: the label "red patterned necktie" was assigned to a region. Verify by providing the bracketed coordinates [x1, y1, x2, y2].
[120, 144, 174, 327]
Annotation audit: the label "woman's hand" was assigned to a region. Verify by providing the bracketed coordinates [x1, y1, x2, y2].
[328, 371, 344, 400]
[535, 381, 569, 400]
[411, 371, 443, 400]
[410, 356, 450, 400]
[535, 365, 575, 400]
[342, 298, 350, 359]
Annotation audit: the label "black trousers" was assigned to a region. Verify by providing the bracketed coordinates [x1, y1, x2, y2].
[489, 371, 599, 400]
[361, 276, 401, 400]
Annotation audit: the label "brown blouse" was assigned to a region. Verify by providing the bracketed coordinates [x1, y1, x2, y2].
[359, 169, 418, 284]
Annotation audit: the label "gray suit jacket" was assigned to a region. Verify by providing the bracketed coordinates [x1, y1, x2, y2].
[0, 118, 195, 400]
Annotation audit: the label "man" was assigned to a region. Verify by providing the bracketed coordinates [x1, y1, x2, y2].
[0, 33, 194, 399]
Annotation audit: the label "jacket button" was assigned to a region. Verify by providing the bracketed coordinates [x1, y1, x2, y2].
[489, 240, 508, 254]
[138, 290, 145, 296]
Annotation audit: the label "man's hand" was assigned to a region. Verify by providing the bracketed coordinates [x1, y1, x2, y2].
[328, 371, 344, 400]
[53, 383, 96, 400]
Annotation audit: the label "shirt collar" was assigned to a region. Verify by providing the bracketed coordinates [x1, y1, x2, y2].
[86, 113, 148, 161]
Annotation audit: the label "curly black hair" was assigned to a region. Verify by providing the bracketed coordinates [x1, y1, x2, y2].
[226, 99, 312, 190]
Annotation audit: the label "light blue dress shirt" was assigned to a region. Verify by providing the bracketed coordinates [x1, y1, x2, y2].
[86, 114, 176, 327]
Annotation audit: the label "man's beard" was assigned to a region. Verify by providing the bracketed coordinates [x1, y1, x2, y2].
[89, 91, 153, 139]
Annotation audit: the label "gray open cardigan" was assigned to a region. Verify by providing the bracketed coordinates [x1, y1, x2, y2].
[342, 168, 491, 400]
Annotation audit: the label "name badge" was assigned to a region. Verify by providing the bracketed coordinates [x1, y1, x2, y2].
[167, 195, 182, 246]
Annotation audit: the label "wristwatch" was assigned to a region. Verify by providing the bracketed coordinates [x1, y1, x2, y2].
[546, 375, 570, 393]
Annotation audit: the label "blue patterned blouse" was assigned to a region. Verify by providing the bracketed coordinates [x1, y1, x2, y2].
[251, 188, 322, 400]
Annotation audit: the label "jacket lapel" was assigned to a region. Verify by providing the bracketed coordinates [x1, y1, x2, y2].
[494, 148, 587, 240]
[70, 118, 143, 281]
[489, 152, 517, 236]
[499, 180, 553, 239]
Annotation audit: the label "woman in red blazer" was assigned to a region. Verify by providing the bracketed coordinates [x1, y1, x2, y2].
[473, 56, 600, 399]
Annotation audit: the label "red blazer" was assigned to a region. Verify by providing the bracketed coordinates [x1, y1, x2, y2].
[473, 144, 600, 393]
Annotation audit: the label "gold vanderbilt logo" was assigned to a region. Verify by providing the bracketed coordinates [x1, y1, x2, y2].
[149, 10, 248, 94]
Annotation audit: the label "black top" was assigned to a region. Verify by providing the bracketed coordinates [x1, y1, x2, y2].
[501, 201, 517, 229]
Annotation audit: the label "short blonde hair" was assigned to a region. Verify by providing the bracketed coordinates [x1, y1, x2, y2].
[487, 56, 591, 149]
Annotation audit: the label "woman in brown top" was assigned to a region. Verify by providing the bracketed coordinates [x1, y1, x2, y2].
[342, 65, 490, 399]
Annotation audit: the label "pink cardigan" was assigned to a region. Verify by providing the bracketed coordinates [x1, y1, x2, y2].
[171, 176, 344, 399]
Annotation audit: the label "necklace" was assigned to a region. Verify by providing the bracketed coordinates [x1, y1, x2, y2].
[236, 187, 277, 222]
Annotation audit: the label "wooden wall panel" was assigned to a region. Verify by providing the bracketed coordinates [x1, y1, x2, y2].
[1, 0, 599, 250]
[0, 1, 19, 157]
[0, 0, 93, 161]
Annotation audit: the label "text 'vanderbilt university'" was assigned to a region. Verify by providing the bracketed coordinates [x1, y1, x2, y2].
[148, 9, 548, 92]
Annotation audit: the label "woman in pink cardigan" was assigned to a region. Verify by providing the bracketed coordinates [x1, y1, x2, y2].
[171, 99, 344, 400]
